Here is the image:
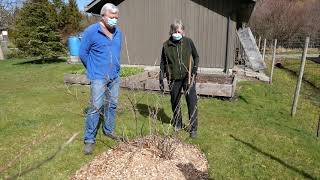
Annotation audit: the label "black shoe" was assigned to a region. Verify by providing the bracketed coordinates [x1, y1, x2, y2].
[190, 131, 197, 139]
[83, 143, 94, 155]
[105, 133, 124, 142]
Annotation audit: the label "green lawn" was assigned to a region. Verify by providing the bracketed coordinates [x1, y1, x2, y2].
[70, 65, 144, 77]
[0, 58, 319, 179]
[266, 48, 319, 55]
[278, 58, 320, 89]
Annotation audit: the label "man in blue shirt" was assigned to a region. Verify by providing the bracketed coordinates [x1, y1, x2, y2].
[79, 3, 123, 155]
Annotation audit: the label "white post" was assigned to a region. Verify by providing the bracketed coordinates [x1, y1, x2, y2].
[262, 39, 267, 62]
[258, 36, 261, 51]
[291, 37, 310, 117]
[0, 46, 4, 60]
[269, 39, 277, 84]
[317, 115, 320, 137]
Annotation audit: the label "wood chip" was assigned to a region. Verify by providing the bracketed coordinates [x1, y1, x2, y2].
[71, 136, 208, 180]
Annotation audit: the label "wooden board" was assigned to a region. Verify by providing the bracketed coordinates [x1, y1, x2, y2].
[64, 71, 237, 97]
[144, 75, 237, 97]
[237, 27, 266, 71]
[197, 83, 233, 97]
[121, 71, 158, 89]
[145, 79, 170, 92]
[64, 74, 89, 85]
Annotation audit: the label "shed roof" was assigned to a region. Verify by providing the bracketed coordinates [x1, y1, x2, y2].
[85, 0, 256, 23]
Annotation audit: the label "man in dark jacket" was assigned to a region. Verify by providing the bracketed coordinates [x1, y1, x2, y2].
[159, 19, 199, 138]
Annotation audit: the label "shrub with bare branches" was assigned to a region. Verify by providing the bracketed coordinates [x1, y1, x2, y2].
[250, 0, 320, 43]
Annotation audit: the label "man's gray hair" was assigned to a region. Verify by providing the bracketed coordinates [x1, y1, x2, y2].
[100, 3, 119, 16]
[169, 19, 185, 35]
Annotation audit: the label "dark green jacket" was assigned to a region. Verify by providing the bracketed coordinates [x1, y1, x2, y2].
[160, 36, 199, 81]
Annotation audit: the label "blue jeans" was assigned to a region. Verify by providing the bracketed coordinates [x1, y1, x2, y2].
[84, 76, 120, 144]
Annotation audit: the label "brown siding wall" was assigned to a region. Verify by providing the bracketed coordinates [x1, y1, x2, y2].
[117, 0, 237, 68]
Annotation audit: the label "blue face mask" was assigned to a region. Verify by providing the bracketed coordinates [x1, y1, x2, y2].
[172, 33, 182, 41]
[106, 18, 118, 28]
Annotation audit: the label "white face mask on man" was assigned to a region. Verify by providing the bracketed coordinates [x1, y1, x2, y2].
[172, 33, 183, 41]
[106, 17, 118, 28]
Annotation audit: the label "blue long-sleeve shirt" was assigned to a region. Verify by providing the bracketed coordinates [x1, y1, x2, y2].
[79, 23, 122, 80]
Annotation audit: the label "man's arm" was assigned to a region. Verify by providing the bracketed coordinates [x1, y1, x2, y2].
[190, 39, 199, 75]
[79, 29, 91, 69]
[159, 47, 166, 92]
[160, 47, 166, 80]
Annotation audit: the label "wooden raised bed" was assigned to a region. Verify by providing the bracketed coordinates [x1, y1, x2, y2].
[64, 71, 237, 98]
[121, 72, 237, 97]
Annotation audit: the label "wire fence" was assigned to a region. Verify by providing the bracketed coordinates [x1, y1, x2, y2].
[259, 37, 319, 111]
[235, 34, 319, 115]
[258, 38, 320, 52]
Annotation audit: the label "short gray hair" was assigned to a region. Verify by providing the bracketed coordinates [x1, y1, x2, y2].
[169, 19, 185, 35]
[100, 3, 119, 16]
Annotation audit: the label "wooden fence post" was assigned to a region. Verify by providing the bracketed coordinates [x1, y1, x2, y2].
[262, 39, 267, 62]
[317, 115, 320, 137]
[0, 42, 4, 60]
[269, 39, 277, 84]
[258, 36, 262, 51]
[291, 37, 310, 117]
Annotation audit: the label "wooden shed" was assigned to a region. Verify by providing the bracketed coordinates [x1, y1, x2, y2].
[85, 0, 256, 70]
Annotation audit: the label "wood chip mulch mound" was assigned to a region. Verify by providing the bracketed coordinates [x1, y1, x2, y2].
[71, 136, 209, 180]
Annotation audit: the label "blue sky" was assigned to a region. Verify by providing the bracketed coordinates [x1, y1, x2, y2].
[76, 0, 92, 11]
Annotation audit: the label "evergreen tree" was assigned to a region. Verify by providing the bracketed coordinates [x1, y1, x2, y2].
[53, 0, 82, 43]
[65, 0, 82, 35]
[52, 0, 67, 30]
[14, 0, 65, 58]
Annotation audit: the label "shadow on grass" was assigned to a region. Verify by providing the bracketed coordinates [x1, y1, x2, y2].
[13, 58, 66, 65]
[238, 95, 249, 104]
[136, 103, 171, 124]
[275, 62, 319, 90]
[7, 137, 79, 180]
[268, 121, 302, 133]
[7, 151, 60, 179]
[277, 57, 319, 66]
[229, 135, 317, 180]
[177, 163, 209, 180]
[307, 57, 320, 64]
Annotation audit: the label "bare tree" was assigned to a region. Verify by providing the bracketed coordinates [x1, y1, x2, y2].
[302, 0, 320, 40]
[249, 0, 319, 45]
[0, 0, 22, 29]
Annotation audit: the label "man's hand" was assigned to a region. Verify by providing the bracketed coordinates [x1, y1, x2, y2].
[192, 66, 197, 77]
[186, 74, 196, 94]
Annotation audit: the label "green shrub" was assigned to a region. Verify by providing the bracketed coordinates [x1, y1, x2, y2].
[5, 48, 28, 59]
[120, 67, 144, 77]
[69, 66, 144, 77]
[70, 67, 86, 74]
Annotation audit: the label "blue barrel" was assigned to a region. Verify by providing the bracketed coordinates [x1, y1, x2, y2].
[68, 36, 81, 56]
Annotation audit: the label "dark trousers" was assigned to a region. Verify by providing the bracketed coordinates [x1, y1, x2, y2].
[170, 77, 198, 132]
